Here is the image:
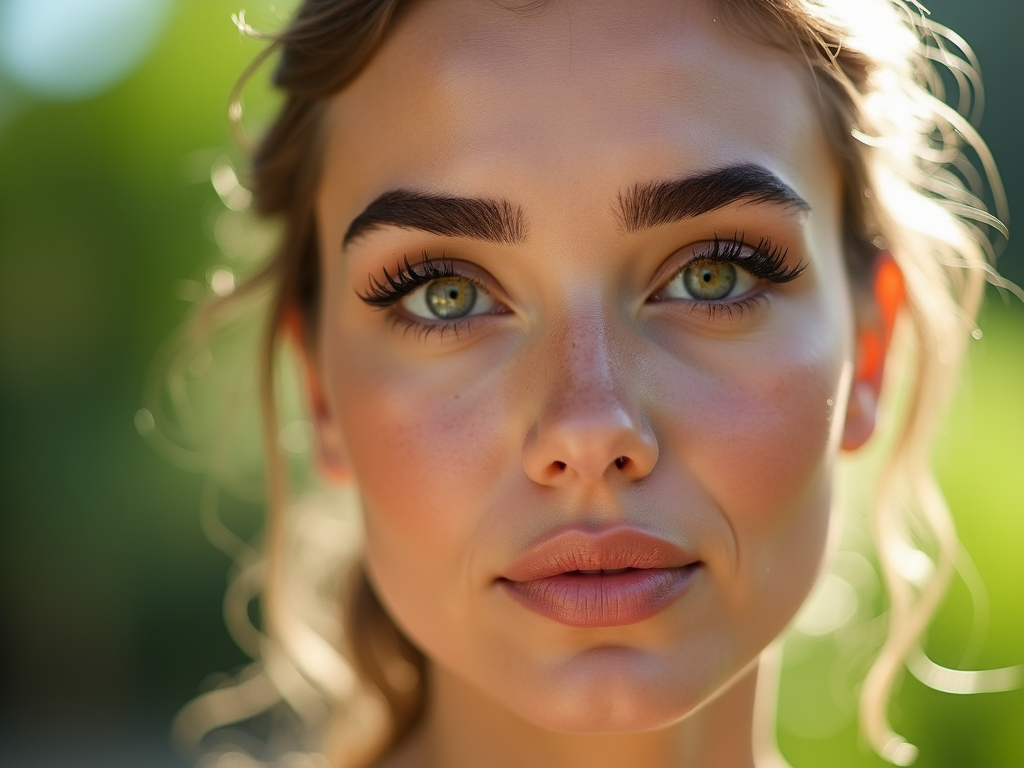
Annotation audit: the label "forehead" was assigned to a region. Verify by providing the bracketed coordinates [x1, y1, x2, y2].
[321, 0, 836, 228]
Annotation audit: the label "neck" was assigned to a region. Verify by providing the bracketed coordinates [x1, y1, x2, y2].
[393, 662, 761, 768]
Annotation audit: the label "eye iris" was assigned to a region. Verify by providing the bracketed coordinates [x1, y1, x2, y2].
[425, 278, 477, 319]
[682, 262, 737, 300]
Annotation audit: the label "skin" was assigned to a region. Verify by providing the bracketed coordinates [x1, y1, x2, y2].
[306, 0, 893, 766]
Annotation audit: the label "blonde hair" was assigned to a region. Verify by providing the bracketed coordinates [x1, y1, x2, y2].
[156, 1, 1021, 766]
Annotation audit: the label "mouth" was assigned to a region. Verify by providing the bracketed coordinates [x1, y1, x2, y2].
[498, 527, 702, 628]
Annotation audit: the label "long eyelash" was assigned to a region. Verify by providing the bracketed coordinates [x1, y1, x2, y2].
[356, 251, 455, 308]
[692, 233, 806, 283]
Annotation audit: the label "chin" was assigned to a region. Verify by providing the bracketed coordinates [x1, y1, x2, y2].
[505, 647, 713, 734]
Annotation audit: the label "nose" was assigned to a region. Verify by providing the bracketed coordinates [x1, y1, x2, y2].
[521, 312, 658, 486]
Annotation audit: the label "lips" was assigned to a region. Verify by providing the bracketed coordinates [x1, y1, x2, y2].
[498, 527, 701, 628]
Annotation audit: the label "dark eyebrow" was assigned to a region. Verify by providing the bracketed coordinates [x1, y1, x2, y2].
[344, 189, 527, 247]
[617, 163, 810, 233]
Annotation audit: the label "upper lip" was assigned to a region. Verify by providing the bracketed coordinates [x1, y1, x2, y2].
[500, 525, 698, 582]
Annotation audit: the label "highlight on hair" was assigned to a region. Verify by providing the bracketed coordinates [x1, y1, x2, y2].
[144, 1, 1022, 766]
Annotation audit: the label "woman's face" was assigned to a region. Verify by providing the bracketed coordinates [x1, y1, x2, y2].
[314, 0, 865, 732]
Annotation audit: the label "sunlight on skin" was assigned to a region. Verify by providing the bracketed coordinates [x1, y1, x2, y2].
[305, 1, 893, 766]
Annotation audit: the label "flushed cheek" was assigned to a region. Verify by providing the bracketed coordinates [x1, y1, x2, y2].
[733, 364, 846, 626]
[327, 344, 516, 637]
[709, 355, 842, 520]
[664, 325, 850, 614]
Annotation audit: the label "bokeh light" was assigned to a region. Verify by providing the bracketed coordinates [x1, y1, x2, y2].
[0, 0, 173, 101]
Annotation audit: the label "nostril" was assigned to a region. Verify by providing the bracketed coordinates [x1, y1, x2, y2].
[614, 456, 628, 470]
[553, 461, 567, 471]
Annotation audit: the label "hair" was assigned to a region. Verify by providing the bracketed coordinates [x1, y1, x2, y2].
[160, 1, 1021, 766]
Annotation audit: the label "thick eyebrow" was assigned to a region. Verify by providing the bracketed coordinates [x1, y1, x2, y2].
[344, 189, 527, 248]
[617, 163, 810, 234]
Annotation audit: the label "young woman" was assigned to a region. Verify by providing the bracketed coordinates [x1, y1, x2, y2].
[168, 0, 1020, 766]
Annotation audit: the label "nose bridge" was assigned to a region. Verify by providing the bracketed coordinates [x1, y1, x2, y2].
[523, 300, 658, 486]
[555, 305, 621, 413]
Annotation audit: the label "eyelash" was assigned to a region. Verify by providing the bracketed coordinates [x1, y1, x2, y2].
[356, 235, 806, 332]
[683, 233, 804, 282]
[356, 252, 463, 308]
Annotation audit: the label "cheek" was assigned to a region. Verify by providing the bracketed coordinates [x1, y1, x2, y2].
[659, 304, 853, 622]
[323, 333, 516, 640]
[329, 348, 515, 522]
[717, 357, 839, 609]
[695, 341, 848, 516]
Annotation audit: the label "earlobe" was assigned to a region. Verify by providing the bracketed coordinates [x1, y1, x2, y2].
[842, 379, 879, 451]
[314, 417, 352, 484]
[842, 253, 903, 452]
[283, 307, 351, 483]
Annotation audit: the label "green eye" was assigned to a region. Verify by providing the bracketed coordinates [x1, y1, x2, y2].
[401, 275, 497, 320]
[662, 260, 757, 302]
[682, 262, 737, 300]
[425, 278, 477, 319]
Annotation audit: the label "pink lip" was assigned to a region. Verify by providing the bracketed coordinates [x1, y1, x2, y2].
[498, 526, 701, 628]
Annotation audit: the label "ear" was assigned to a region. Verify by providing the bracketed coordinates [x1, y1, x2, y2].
[283, 307, 351, 483]
[842, 253, 904, 452]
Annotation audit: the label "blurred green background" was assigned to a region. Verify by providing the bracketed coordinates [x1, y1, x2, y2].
[0, 1, 1020, 766]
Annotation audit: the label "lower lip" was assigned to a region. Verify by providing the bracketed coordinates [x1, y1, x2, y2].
[500, 565, 700, 628]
